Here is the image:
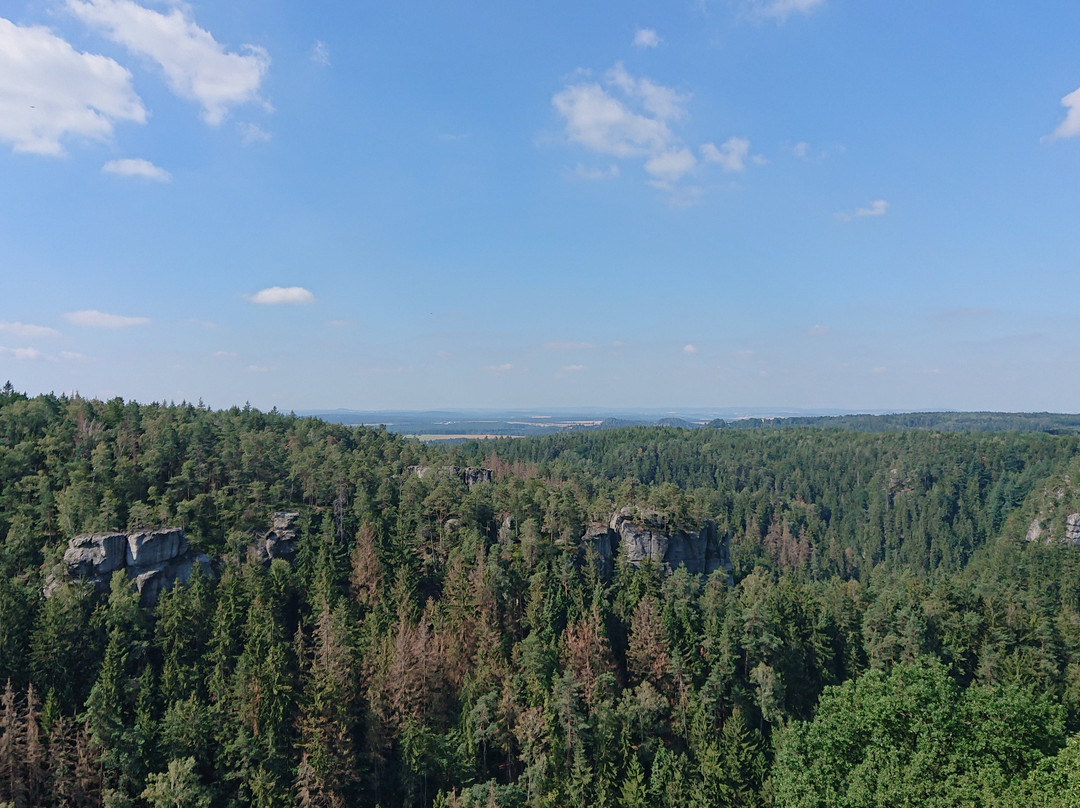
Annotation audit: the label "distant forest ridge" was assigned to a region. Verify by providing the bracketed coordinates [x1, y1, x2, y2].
[301, 407, 1080, 438]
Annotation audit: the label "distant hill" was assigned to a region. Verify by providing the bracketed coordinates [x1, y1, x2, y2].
[708, 411, 1080, 434]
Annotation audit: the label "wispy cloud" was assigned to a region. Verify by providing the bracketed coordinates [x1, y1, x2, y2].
[701, 137, 751, 172]
[0, 17, 145, 156]
[239, 122, 271, 145]
[1049, 85, 1080, 140]
[0, 346, 44, 361]
[837, 199, 888, 221]
[0, 321, 61, 338]
[102, 157, 170, 182]
[807, 324, 832, 336]
[633, 28, 661, 49]
[683, 343, 698, 355]
[745, 0, 826, 22]
[63, 309, 150, 328]
[561, 364, 586, 372]
[484, 363, 514, 373]
[310, 40, 330, 67]
[67, 0, 270, 125]
[248, 286, 315, 305]
[571, 163, 619, 180]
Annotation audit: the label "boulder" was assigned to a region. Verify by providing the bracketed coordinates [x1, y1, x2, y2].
[407, 465, 493, 489]
[251, 511, 300, 564]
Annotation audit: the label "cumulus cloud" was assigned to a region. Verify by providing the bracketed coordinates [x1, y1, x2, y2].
[701, 137, 751, 172]
[683, 343, 698, 355]
[67, 0, 270, 125]
[0, 17, 145, 155]
[248, 286, 315, 305]
[102, 157, 170, 181]
[746, 0, 826, 21]
[64, 309, 150, 328]
[633, 28, 660, 49]
[553, 62, 757, 198]
[837, 199, 888, 221]
[1050, 85, 1080, 140]
[646, 147, 697, 184]
[0, 321, 61, 338]
[311, 40, 330, 66]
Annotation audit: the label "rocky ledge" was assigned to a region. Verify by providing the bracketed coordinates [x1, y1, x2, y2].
[579, 507, 732, 581]
[249, 510, 300, 564]
[50, 527, 212, 606]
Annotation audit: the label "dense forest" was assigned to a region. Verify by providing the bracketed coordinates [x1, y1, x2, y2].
[3, 383, 1080, 807]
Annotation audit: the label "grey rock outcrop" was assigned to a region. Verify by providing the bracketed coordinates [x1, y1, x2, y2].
[53, 528, 212, 605]
[250, 511, 300, 564]
[1026, 518, 1043, 542]
[407, 465, 493, 488]
[1067, 514, 1080, 546]
[577, 507, 731, 581]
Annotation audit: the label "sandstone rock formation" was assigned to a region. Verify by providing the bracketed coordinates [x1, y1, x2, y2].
[579, 507, 731, 581]
[53, 528, 212, 606]
[407, 465, 493, 488]
[250, 511, 300, 564]
[1067, 513, 1080, 546]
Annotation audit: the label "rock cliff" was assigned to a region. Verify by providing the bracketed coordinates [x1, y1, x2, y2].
[407, 465, 493, 488]
[51, 528, 212, 606]
[579, 507, 732, 580]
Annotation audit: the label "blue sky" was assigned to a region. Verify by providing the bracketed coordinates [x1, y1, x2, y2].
[2, 0, 1080, 412]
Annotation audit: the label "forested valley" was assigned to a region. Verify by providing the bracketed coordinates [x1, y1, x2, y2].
[3, 384, 1080, 807]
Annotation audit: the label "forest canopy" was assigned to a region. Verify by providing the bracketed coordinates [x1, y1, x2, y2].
[2, 384, 1080, 807]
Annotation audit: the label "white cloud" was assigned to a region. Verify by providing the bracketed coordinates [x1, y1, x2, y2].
[484, 363, 514, 373]
[311, 40, 330, 67]
[248, 286, 315, 305]
[633, 28, 660, 49]
[553, 63, 753, 198]
[746, 0, 826, 21]
[247, 364, 274, 373]
[213, 350, 237, 357]
[553, 82, 673, 159]
[792, 141, 810, 158]
[0, 347, 44, 361]
[0, 321, 61, 338]
[1050, 85, 1080, 139]
[807, 324, 832, 336]
[606, 62, 688, 121]
[683, 344, 698, 355]
[239, 122, 271, 145]
[572, 163, 619, 180]
[102, 157, 170, 181]
[837, 199, 888, 221]
[67, 0, 270, 125]
[60, 351, 88, 361]
[0, 17, 145, 156]
[561, 364, 585, 372]
[63, 309, 150, 328]
[701, 137, 751, 172]
[645, 147, 697, 184]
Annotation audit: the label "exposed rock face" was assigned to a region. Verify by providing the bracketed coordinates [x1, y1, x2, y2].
[1026, 518, 1044, 542]
[251, 511, 300, 564]
[407, 465, 493, 488]
[578, 508, 731, 580]
[55, 528, 212, 605]
[1067, 514, 1080, 546]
